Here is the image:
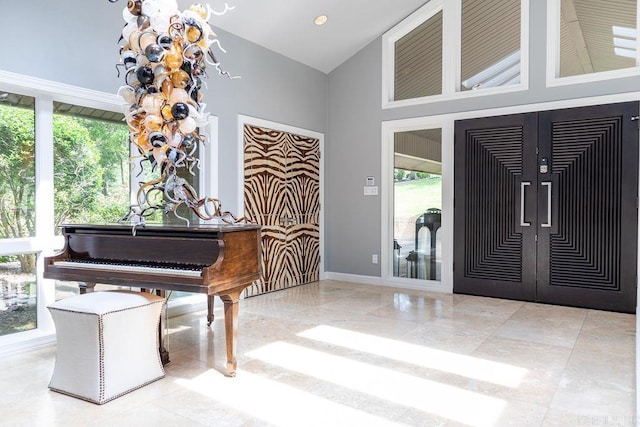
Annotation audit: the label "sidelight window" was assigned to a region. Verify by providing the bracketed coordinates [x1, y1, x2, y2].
[393, 130, 442, 281]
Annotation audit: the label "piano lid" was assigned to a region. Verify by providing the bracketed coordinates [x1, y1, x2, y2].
[58, 222, 260, 267]
[60, 222, 260, 238]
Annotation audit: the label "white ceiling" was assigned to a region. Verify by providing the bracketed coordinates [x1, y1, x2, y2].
[195, 0, 429, 74]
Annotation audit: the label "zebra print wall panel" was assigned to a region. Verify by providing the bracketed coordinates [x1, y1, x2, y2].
[243, 124, 320, 297]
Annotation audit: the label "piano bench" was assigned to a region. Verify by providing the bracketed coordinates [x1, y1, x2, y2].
[47, 290, 166, 405]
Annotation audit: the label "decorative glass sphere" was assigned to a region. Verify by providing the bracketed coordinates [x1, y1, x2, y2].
[145, 44, 164, 62]
[184, 44, 203, 60]
[181, 134, 196, 150]
[171, 70, 190, 89]
[122, 51, 137, 69]
[169, 88, 189, 104]
[128, 0, 142, 16]
[186, 25, 203, 43]
[164, 50, 183, 70]
[171, 102, 189, 120]
[157, 34, 173, 50]
[144, 114, 164, 132]
[137, 14, 151, 31]
[149, 132, 167, 147]
[136, 66, 155, 85]
[179, 117, 197, 134]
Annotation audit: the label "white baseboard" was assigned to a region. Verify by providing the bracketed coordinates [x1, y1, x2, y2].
[324, 272, 384, 285]
[0, 331, 56, 359]
[324, 271, 452, 293]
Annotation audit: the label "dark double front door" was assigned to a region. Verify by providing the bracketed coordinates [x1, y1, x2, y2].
[454, 102, 638, 313]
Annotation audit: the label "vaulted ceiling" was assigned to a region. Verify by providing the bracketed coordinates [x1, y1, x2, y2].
[188, 0, 429, 73]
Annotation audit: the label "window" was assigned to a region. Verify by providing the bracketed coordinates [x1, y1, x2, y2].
[0, 253, 37, 337]
[395, 10, 443, 99]
[461, 0, 521, 91]
[50, 103, 130, 299]
[53, 102, 129, 230]
[0, 93, 35, 239]
[548, 0, 639, 84]
[0, 92, 38, 338]
[393, 130, 442, 281]
[383, 0, 528, 107]
[0, 73, 217, 353]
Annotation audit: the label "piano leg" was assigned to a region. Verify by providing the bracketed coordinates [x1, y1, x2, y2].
[79, 282, 96, 294]
[207, 295, 215, 326]
[156, 289, 170, 365]
[219, 287, 244, 377]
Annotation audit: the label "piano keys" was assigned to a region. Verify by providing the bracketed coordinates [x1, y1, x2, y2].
[50, 259, 203, 278]
[44, 223, 261, 377]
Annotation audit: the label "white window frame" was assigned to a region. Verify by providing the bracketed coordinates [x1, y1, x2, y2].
[546, 0, 640, 87]
[0, 71, 123, 355]
[381, 120, 454, 293]
[0, 70, 217, 356]
[382, 0, 530, 109]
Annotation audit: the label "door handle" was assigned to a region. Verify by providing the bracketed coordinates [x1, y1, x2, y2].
[520, 181, 531, 227]
[280, 215, 295, 226]
[541, 182, 552, 228]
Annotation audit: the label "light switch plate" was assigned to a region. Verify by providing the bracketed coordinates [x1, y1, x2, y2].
[364, 186, 378, 196]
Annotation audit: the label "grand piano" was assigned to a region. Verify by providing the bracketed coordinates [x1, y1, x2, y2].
[43, 223, 261, 377]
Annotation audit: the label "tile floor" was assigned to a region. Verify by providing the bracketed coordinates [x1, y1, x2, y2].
[0, 280, 636, 426]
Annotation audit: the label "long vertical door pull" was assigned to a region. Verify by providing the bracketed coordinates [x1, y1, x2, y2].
[520, 181, 531, 226]
[540, 182, 552, 228]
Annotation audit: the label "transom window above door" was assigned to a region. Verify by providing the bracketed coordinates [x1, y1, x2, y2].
[547, 0, 640, 85]
[383, 0, 529, 108]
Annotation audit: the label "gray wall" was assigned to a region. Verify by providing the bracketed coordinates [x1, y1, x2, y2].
[3, 0, 639, 278]
[0, 0, 327, 212]
[326, 41, 383, 275]
[324, 0, 640, 277]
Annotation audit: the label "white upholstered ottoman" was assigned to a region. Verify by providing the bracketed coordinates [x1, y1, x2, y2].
[48, 290, 166, 404]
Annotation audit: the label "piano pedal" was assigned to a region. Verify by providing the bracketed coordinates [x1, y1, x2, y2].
[160, 347, 170, 365]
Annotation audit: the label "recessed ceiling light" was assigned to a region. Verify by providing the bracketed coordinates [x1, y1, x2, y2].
[314, 15, 328, 26]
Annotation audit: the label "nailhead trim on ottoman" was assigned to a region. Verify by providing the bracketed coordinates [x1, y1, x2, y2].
[48, 290, 166, 404]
